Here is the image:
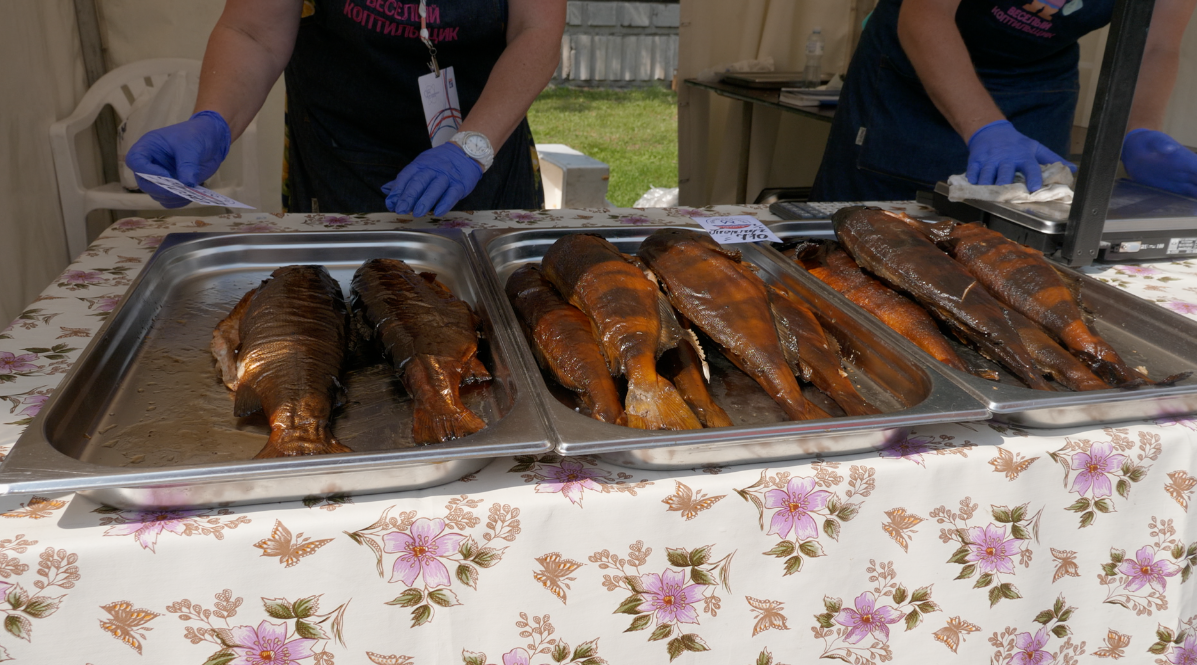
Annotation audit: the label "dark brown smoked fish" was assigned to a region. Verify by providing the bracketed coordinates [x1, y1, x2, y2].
[999, 306, 1110, 391]
[766, 285, 881, 416]
[913, 218, 1150, 388]
[541, 234, 701, 430]
[210, 265, 352, 459]
[790, 241, 970, 374]
[505, 264, 626, 425]
[351, 258, 490, 444]
[832, 207, 1053, 391]
[658, 329, 735, 428]
[638, 228, 830, 421]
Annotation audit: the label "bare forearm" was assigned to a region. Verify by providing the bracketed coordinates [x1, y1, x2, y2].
[194, 0, 301, 139]
[1128, 0, 1197, 132]
[898, 0, 1003, 141]
[460, 4, 564, 147]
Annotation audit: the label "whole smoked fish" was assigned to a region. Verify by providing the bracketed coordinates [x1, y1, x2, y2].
[506, 264, 626, 425]
[1000, 306, 1109, 392]
[351, 258, 490, 444]
[791, 241, 970, 374]
[832, 207, 1053, 391]
[210, 265, 353, 458]
[541, 234, 701, 430]
[638, 228, 829, 421]
[658, 325, 734, 428]
[914, 218, 1151, 388]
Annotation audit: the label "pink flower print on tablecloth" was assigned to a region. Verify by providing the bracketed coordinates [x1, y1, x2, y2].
[382, 517, 466, 588]
[618, 215, 652, 225]
[95, 294, 122, 312]
[236, 222, 282, 233]
[834, 592, 903, 644]
[321, 215, 353, 227]
[1163, 301, 1197, 316]
[878, 435, 933, 465]
[139, 235, 164, 248]
[1118, 546, 1181, 593]
[0, 352, 38, 374]
[508, 211, 541, 223]
[438, 218, 473, 229]
[112, 218, 148, 230]
[764, 476, 831, 540]
[104, 509, 203, 552]
[965, 524, 1019, 575]
[534, 459, 605, 505]
[227, 620, 316, 665]
[639, 568, 702, 624]
[16, 393, 48, 418]
[62, 270, 103, 285]
[1157, 416, 1197, 430]
[1168, 634, 1197, 665]
[502, 648, 531, 665]
[1009, 627, 1052, 665]
[1070, 441, 1126, 497]
[1117, 265, 1160, 277]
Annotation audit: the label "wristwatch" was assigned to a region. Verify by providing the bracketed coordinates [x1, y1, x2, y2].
[450, 131, 494, 172]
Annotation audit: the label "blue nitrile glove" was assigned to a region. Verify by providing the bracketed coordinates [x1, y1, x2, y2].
[966, 119, 1074, 192]
[125, 110, 232, 208]
[1123, 129, 1197, 199]
[383, 142, 484, 218]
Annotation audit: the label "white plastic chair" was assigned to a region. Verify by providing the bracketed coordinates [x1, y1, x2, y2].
[49, 58, 261, 258]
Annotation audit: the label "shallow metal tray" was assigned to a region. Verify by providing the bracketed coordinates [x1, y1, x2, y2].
[0, 231, 551, 508]
[468, 227, 988, 470]
[771, 220, 1197, 427]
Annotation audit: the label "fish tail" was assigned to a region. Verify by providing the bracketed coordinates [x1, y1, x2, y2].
[579, 390, 628, 426]
[405, 355, 487, 443]
[411, 405, 488, 444]
[255, 426, 352, 459]
[624, 375, 702, 431]
[825, 384, 883, 417]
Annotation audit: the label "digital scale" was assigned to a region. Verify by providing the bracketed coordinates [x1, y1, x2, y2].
[928, 179, 1197, 263]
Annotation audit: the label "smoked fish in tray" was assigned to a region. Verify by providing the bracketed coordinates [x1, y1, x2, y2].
[470, 226, 987, 469]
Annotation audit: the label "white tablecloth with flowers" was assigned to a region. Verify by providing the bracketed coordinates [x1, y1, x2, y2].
[1, 205, 1197, 665]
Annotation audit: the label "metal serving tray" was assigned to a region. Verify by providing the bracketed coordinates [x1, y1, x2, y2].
[771, 220, 1197, 427]
[468, 227, 988, 470]
[0, 231, 551, 508]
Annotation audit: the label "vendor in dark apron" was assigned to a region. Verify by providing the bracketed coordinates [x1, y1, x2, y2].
[811, 0, 1197, 202]
[126, 0, 564, 215]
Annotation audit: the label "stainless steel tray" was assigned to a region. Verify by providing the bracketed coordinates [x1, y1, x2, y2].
[0, 231, 551, 508]
[468, 227, 989, 470]
[771, 221, 1197, 427]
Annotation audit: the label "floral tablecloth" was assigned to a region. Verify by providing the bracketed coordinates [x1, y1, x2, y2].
[2, 205, 1197, 665]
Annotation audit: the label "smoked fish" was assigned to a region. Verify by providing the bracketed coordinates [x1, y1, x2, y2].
[541, 234, 701, 430]
[832, 207, 1053, 391]
[1000, 305, 1110, 392]
[351, 258, 490, 444]
[913, 217, 1149, 388]
[638, 228, 830, 421]
[790, 241, 970, 373]
[658, 325, 735, 428]
[505, 264, 626, 425]
[210, 265, 353, 459]
[767, 285, 881, 416]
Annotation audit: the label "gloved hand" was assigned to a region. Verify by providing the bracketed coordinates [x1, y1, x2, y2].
[125, 110, 231, 208]
[966, 119, 1074, 192]
[1123, 129, 1197, 199]
[383, 142, 483, 217]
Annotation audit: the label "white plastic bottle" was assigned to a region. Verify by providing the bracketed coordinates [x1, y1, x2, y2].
[804, 28, 824, 88]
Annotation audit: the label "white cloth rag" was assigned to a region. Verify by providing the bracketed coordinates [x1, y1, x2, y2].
[946, 162, 1075, 204]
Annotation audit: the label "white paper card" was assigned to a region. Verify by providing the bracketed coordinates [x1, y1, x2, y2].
[418, 66, 462, 147]
[135, 173, 254, 209]
[694, 216, 781, 244]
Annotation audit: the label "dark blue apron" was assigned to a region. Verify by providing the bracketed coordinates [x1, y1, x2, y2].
[283, 0, 544, 213]
[811, 0, 1112, 202]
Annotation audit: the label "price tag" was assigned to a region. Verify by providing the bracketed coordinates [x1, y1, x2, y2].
[694, 216, 781, 244]
[135, 173, 254, 209]
[418, 66, 462, 148]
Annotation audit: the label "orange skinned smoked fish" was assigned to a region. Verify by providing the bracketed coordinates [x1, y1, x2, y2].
[638, 228, 830, 421]
[211, 265, 353, 459]
[790, 241, 970, 374]
[351, 258, 490, 444]
[766, 285, 881, 416]
[505, 264, 626, 425]
[541, 234, 701, 430]
[658, 323, 734, 428]
[832, 207, 1053, 391]
[912, 217, 1152, 388]
[1000, 305, 1109, 391]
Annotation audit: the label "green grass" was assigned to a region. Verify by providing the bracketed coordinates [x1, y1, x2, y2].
[527, 86, 678, 207]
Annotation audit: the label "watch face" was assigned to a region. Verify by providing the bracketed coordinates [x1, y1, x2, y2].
[464, 135, 489, 155]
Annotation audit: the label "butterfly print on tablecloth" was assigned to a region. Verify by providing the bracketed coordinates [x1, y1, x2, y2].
[1093, 629, 1132, 658]
[1051, 548, 1081, 582]
[366, 653, 415, 665]
[662, 481, 725, 520]
[99, 600, 160, 654]
[1, 496, 67, 519]
[989, 447, 1038, 480]
[253, 520, 333, 568]
[932, 616, 980, 653]
[881, 507, 924, 552]
[1165, 470, 1197, 511]
[746, 596, 789, 636]
[533, 552, 584, 604]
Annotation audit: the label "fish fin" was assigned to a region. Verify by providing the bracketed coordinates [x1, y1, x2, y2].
[234, 384, 263, 417]
[766, 287, 811, 379]
[890, 211, 955, 243]
[418, 271, 440, 284]
[412, 406, 487, 444]
[463, 355, 492, 384]
[255, 427, 352, 459]
[405, 356, 488, 443]
[625, 375, 703, 431]
[1156, 371, 1193, 387]
[788, 240, 828, 269]
[211, 287, 257, 390]
[655, 291, 686, 352]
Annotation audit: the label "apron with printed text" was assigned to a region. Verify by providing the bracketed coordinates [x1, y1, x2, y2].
[283, 0, 544, 213]
[811, 0, 1113, 202]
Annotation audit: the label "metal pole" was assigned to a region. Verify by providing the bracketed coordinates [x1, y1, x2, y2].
[1060, 0, 1155, 267]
